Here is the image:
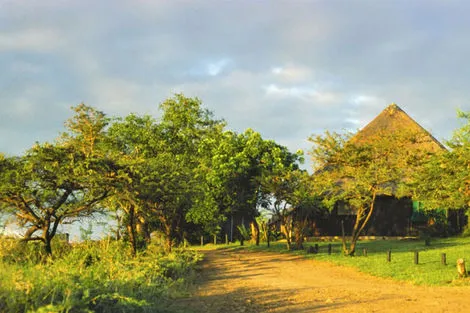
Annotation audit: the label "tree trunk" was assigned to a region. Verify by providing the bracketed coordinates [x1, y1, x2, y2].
[115, 213, 122, 240]
[44, 236, 52, 256]
[343, 193, 377, 256]
[164, 236, 173, 253]
[161, 217, 175, 253]
[294, 218, 308, 250]
[127, 205, 137, 257]
[341, 220, 348, 254]
[267, 228, 270, 247]
[251, 219, 260, 246]
[281, 222, 292, 251]
[136, 216, 150, 248]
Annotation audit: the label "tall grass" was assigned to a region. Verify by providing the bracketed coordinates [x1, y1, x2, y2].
[0, 237, 202, 313]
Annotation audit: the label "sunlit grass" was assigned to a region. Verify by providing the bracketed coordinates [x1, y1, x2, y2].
[206, 237, 470, 286]
[0, 238, 203, 313]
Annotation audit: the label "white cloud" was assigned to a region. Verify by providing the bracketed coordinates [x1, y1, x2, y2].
[0, 28, 63, 52]
[271, 64, 313, 83]
[351, 95, 381, 106]
[206, 58, 232, 76]
[264, 84, 339, 104]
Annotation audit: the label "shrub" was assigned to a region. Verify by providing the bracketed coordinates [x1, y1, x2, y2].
[0, 237, 202, 313]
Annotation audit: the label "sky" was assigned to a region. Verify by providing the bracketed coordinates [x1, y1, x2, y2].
[2, 0, 470, 171]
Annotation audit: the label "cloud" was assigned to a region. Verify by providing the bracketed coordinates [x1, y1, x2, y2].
[1, 0, 470, 164]
[0, 28, 63, 52]
[271, 64, 313, 83]
[206, 58, 232, 76]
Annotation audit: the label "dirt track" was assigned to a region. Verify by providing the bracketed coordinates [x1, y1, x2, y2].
[166, 249, 470, 313]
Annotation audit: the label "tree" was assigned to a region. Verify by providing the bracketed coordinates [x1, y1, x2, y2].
[206, 128, 302, 245]
[157, 94, 227, 251]
[106, 95, 226, 253]
[309, 129, 429, 256]
[263, 168, 320, 250]
[413, 110, 470, 211]
[0, 105, 112, 256]
[262, 169, 298, 250]
[105, 114, 157, 255]
[290, 173, 323, 250]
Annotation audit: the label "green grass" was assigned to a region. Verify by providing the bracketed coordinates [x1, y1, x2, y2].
[0, 238, 203, 313]
[205, 237, 470, 286]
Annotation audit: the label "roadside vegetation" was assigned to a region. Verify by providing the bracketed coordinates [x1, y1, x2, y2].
[0, 235, 202, 313]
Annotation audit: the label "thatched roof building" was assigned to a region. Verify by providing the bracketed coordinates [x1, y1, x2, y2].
[312, 104, 464, 237]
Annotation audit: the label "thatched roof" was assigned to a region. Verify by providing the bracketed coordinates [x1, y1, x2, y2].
[353, 103, 446, 152]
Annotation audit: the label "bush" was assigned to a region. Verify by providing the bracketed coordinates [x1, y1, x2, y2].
[0, 237, 202, 313]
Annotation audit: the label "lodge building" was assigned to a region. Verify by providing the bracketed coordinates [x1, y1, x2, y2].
[311, 104, 466, 237]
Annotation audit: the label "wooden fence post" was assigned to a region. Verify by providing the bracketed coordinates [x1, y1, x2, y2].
[213, 234, 217, 245]
[387, 249, 392, 262]
[441, 253, 447, 265]
[363, 248, 367, 257]
[201, 236, 204, 246]
[414, 251, 419, 265]
[328, 244, 332, 255]
[225, 234, 228, 245]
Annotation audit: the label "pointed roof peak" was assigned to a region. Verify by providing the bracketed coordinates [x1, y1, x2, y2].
[385, 103, 403, 114]
[354, 103, 446, 151]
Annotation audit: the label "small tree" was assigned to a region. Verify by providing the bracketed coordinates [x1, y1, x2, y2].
[263, 169, 315, 250]
[0, 105, 112, 256]
[309, 130, 430, 256]
[413, 110, 470, 215]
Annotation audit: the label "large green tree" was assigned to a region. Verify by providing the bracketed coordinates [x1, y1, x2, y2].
[156, 95, 226, 251]
[105, 114, 157, 255]
[206, 129, 302, 245]
[106, 94, 226, 253]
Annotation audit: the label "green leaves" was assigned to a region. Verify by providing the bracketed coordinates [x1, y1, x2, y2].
[1, 93, 303, 253]
[309, 128, 434, 255]
[0, 106, 113, 255]
[414, 110, 470, 209]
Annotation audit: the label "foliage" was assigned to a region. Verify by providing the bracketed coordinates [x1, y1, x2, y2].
[0, 105, 113, 256]
[309, 129, 431, 256]
[104, 94, 227, 254]
[236, 224, 251, 245]
[0, 237, 202, 313]
[262, 169, 317, 250]
[206, 129, 303, 246]
[0, 94, 306, 258]
[413, 110, 470, 211]
[105, 114, 158, 255]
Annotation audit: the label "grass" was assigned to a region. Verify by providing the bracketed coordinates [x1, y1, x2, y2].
[202, 237, 470, 286]
[0, 237, 203, 313]
[4, 236, 468, 312]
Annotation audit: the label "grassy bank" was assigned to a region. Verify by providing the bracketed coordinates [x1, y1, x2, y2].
[0, 238, 202, 313]
[209, 237, 470, 286]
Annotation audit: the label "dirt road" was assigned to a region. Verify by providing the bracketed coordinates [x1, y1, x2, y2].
[165, 249, 470, 313]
